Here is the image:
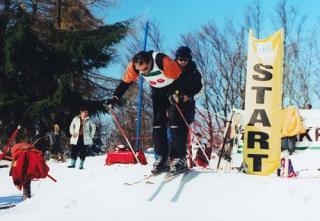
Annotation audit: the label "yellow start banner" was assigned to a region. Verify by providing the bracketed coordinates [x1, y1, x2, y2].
[243, 29, 284, 175]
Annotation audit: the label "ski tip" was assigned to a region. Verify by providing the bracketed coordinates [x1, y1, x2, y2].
[124, 182, 133, 186]
[0, 204, 16, 210]
[166, 169, 190, 178]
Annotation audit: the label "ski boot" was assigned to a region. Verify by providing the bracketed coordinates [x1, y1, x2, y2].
[151, 156, 170, 175]
[169, 158, 188, 175]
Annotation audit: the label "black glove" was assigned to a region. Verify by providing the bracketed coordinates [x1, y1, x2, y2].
[168, 91, 181, 104]
[104, 96, 119, 110]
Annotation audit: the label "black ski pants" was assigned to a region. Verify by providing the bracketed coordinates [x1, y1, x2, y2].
[152, 92, 189, 159]
[71, 135, 87, 161]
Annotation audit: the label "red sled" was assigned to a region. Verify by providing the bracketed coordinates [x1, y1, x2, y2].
[105, 150, 147, 165]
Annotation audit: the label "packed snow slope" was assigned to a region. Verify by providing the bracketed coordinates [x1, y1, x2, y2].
[1, 151, 320, 221]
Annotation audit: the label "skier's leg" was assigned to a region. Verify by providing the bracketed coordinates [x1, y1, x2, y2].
[170, 125, 188, 159]
[168, 104, 188, 173]
[151, 94, 170, 174]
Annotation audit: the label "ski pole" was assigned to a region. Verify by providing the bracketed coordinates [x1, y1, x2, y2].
[47, 174, 57, 182]
[174, 103, 211, 166]
[187, 129, 193, 168]
[216, 109, 235, 170]
[108, 108, 141, 164]
[0, 105, 33, 161]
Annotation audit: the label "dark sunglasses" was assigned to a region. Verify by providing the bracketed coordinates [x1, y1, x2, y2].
[178, 57, 189, 62]
[140, 65, 149, 72]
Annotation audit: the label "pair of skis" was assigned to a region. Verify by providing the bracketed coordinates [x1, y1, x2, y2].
[124, 169, 190, 186]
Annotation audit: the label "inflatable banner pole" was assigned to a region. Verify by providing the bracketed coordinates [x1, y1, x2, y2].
[243, 29, 284, 175]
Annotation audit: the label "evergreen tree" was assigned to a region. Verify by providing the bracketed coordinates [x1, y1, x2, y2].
[0, 1, 129, 145]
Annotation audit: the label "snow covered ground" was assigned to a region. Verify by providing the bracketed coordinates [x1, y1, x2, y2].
[1, 151, 320, 221]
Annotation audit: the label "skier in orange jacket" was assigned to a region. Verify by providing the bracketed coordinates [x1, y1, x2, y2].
[105, 50, 190, 175]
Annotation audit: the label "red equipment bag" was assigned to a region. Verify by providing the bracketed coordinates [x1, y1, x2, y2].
[10, 143, 50, 189]
[105, 150, 147, 165]
[194, 146, 212, 168]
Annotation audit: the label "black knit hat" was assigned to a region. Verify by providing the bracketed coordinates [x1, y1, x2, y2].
[175, 46, 192, 59]
[80, 105, 89, 112]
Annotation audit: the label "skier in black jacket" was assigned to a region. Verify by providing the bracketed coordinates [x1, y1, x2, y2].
[174, 46, 202, 124]
[167, 46, 203, 173]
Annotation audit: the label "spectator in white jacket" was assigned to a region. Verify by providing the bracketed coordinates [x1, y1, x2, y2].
[68, 106, 96, 169]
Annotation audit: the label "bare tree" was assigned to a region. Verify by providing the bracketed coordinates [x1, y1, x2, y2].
[273, 0, 311, 107]
[124, 19, 165, 62]
[310, 27, 320, 103]
[178, 0, 263, 149]
[245, 0, 264, 39]
[180, 19, 247, 149]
